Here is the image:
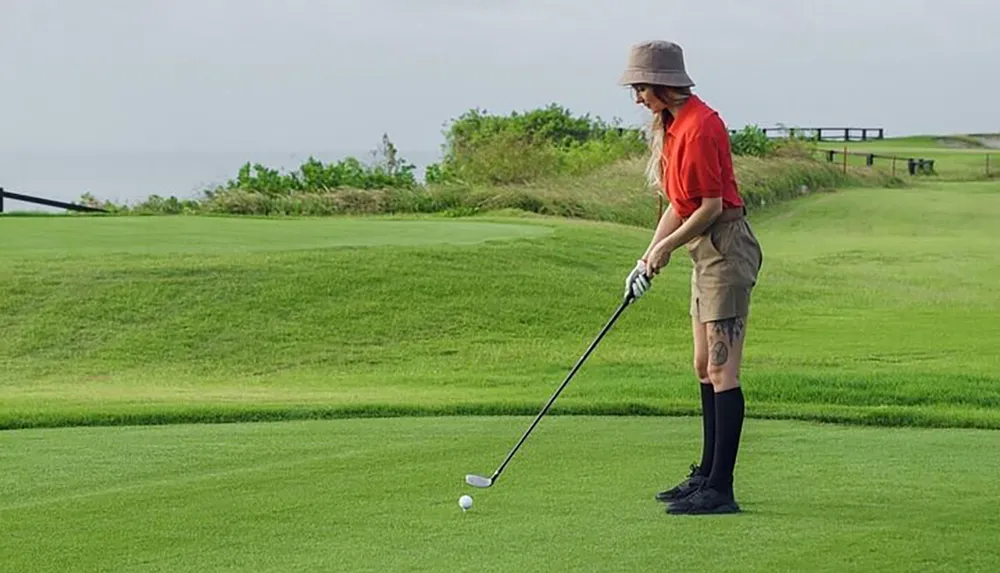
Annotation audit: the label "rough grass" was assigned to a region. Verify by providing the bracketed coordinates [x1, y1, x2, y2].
[190, 155, 900, 227]
[3, 417, 1000, 572]
[1, 180, 998, 431]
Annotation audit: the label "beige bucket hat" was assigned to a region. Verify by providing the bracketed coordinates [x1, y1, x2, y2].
[618, 40, 695, 88]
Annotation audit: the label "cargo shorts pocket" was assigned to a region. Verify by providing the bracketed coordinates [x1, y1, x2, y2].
[687, 228, 725, 268]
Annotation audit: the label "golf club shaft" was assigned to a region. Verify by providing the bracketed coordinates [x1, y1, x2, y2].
[490, 296, 633, 481]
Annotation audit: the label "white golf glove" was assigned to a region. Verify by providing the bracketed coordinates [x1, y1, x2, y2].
[624, 259, 651, 300]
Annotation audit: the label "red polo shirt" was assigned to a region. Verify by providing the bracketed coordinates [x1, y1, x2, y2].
[661, 95, 743, 219]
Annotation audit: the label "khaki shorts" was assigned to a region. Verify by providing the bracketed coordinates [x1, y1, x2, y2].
[686, 208, 763, 323]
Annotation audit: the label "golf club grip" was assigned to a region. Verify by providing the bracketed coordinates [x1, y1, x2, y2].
[491, 298, 631, 480]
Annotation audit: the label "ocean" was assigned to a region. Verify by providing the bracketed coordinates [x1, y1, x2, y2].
[0, 149, 442, 213]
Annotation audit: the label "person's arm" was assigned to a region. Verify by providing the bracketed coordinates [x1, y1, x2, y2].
[646, 133, 724, 274]
[623, 199, 682, 301]
[652, 197, 722, 257]
[642, 203, 683, 263]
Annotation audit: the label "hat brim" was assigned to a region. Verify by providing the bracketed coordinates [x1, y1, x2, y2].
[618, 69, 695, 88]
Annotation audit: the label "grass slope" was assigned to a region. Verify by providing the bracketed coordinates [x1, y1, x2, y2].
[1, 180, 999, 430]
[2, 417, 1000, 572]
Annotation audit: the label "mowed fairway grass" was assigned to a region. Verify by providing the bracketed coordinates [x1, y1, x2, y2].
[3, 417, 1000, 572]
[2, 180, 1000, 571]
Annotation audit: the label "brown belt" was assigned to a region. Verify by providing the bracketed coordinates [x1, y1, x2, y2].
[682, 206, 746, 225]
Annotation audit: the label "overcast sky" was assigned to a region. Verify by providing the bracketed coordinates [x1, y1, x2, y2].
[1, 0, 997, 155]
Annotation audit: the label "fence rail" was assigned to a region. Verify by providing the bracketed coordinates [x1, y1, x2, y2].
[731, 126, 885, 142]
[0, 188, 108, 214]
[822, 149, 935, 176]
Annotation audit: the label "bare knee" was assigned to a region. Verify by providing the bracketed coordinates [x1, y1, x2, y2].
[694, 358, 709, 381]
[707, 362, 728, 388]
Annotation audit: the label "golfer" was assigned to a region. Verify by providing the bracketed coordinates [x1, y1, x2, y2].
[620, 40, 763, 515]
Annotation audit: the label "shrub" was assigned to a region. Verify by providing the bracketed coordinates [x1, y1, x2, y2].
[205, 133, 418, 197]
[730, 125, 774, 157]
[425, 104, 647, 185]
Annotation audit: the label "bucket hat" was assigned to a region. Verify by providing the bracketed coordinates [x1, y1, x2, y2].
[618, 40, 695, 88]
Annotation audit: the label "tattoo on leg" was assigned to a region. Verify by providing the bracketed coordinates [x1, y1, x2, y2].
[710, 341, 729, 366]
[711, 317, 745, 346]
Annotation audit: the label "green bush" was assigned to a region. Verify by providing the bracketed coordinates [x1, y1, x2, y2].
[730, 125, 774, 157]
[429, 130, 561, 185]
[207, 133, 418, 197]
[424, 104, 647, 185]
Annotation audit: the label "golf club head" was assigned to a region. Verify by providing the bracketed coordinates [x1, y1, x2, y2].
[465, 474, 493, 488]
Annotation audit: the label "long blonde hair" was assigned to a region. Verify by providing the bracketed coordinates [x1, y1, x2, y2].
[643, 85, 692, 189]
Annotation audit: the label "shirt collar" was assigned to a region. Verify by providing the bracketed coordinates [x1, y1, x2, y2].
[665, 94, 702, 137]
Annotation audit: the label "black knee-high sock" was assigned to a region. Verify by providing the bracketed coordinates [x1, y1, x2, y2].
[708, 387, 745, 496]
[698, 383, 716, 476]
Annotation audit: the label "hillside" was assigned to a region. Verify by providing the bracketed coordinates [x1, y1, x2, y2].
[2, 179, 998, 430]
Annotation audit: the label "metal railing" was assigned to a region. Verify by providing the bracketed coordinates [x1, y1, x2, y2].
[0, 188, 107, 213]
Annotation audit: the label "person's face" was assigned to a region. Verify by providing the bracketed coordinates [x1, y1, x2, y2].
[632, 84, 668, 113]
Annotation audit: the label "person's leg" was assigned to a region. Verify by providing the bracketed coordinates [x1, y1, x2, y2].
[666, 314, 747, 514]
[706, 315, 747, 497]
[692, 316, 715, 477]
[667, 218, 760, 515]
[655, 279, 714, 502]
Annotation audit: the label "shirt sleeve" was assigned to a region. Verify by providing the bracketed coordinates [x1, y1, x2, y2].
[681, 133, 723, 198]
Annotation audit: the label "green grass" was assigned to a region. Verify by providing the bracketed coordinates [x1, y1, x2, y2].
[0, 216, 552, 256]
[815, 135, 999, 180]
[3, 416, 1000, 572]
[1, 180, 999, 430]
[4, 174, 1000, 572]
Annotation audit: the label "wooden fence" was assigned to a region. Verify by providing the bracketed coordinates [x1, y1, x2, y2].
[730, 126, 885, 142]
[0, 188, 108, 214]
[822, 149, 936, 176]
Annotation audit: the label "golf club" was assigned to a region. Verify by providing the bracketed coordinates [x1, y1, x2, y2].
[465, 290, 637, 488]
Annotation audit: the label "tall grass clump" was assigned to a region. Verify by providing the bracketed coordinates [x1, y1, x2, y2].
[423, 104, 647, 185]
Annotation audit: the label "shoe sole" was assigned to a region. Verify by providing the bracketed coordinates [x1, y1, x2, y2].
[666, 503, 741, 515]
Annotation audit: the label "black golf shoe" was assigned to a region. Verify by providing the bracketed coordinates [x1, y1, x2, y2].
[666, 485, 740, 515]
[655, 464, 706, 503]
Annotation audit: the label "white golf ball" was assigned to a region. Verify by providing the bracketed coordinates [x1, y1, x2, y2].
[459, 495, 473, 511]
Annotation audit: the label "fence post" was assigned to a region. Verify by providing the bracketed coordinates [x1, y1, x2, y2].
[892, 156, 897, 177]
[866, 154, 874, 167]
[843, 146, 848, 173]
[0, 187, 4, 214]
